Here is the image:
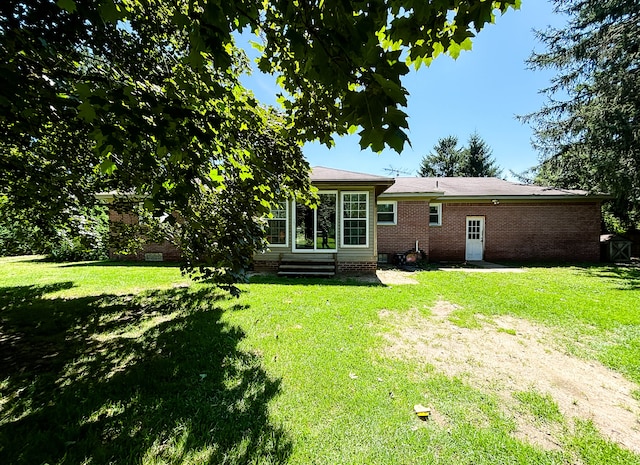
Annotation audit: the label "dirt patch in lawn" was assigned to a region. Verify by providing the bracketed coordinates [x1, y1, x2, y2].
[348, 269, 420, 285]
[375, 269, 419, 285]
[380, 301, 640, 453]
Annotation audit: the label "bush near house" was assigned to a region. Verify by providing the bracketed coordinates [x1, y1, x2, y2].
[0, 206, 109, 261]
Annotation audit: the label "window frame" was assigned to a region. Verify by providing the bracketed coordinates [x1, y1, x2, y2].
[341, 191, 370, 248]
[266, 201, 289, 247]
[376, 201, 397, 225]
[292, 191, 338, 252]
[429, 203, 442, 226]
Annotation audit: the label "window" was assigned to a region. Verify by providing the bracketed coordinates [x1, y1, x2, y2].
[342, 192, 369, 247]
[377, 201, 397, 225]
[467, 219, 481, 240]
[294, 193, 337, 251]
[266, 202, 288, 245]
[429, 203, 442, 226]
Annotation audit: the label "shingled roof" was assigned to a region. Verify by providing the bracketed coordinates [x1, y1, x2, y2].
[381, 177, 603, 199]
[311, 166, 394, 183]
[310, 166, 395, 196]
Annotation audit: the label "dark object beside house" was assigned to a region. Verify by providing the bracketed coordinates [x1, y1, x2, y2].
[600, 234, 632, 262]
[624, 229, 640, 258]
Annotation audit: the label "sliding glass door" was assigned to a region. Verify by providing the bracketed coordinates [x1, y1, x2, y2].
[294, 193, 337, 251]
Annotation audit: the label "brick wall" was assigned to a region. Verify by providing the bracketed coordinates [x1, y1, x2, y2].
[377, 201, 430, 257]
[428, 201, 602, 262]
[109, 210, 138, 225]
[108, 209, 181, 261]
[337, 261, 377, 274]
[253, 260, 280, 272]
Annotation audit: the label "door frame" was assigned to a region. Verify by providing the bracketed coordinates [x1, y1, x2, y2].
[465, 216, 485, 261]
[292, 191, 338, 253]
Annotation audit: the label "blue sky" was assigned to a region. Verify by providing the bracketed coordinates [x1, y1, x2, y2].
[242, 1, 566, 179]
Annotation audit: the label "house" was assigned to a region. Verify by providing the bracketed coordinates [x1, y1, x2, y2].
[253, 166, 395, 275]
[104, 166, 606, 271]
[376, 175, 605, 264]
[255, 167, 606, 274]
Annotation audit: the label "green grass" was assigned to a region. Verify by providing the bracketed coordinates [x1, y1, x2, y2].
[512, 389, 564, 425]
[1, 256, 639, 464]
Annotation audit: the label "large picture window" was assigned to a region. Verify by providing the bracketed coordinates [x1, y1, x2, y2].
[377, 201, 397, 225]
[342, 192, 369, 247]
[429, 203, 442, 226]
[266, 202, 288, 245]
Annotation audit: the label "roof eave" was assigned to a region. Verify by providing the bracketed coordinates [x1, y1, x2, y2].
[436, 194, 610, 201]
[378, 191, 445, 199]
[313, 179, 395, 197]
[378, 192, 610, 201]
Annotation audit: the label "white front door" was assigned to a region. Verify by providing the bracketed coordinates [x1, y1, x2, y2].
[465, 216, 484, 261]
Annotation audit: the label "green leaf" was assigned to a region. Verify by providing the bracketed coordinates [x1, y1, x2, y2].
[372, 73, 406, 104]
[78, 100, 96, 122]
[358, 127, 385, 153]
[239, 169, 254, 181]
[99, 159, 117, 175]
[448, 42, 462, 59]
[56, 0, 76, 13]
[386, 128, 409, 154]
[459, 38, 473, 52]
[99, 0, 124, 23]
[209, 168, 224, 184]
[385, 107, 409, 129]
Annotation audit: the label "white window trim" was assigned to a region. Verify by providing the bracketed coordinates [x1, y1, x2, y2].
[377, 200, 397, 225]
[266, 201, 289, 247]
[429, 203, 442, 226]
[341, 191, 369, 248]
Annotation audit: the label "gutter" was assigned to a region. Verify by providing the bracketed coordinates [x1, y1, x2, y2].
[378, 193, 611, 201]
[378, 191, 444, 200]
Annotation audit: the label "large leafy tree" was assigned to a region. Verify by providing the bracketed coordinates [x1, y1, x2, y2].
[0, 0, 520, 283]
[522, 0, 640, 229]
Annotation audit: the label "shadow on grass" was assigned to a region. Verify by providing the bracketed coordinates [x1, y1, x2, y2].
[586, 264, 640, 291]
[248, 274, 386, 287]
[59, 259, 182, 268]
[4, 255, 182, 269]
[482, 261, 640, 290]
[0, 284, 291, 464]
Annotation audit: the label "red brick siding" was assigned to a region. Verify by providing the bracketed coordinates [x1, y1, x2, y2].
[377, 201, 430, 257]
[108, 209, 181, 261]
[337, 261, 377, 274]
[109, 210, 138, 225]
[428, 201, 601, 262]
[253, 260, 280, 272]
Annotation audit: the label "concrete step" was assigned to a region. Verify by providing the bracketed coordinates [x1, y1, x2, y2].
[277, 258, 336, 278]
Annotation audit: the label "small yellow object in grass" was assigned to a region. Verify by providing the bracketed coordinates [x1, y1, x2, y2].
[414, 404, 431, 419]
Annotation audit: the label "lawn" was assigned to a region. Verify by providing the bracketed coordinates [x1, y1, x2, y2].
[1, 256, 639, 464]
